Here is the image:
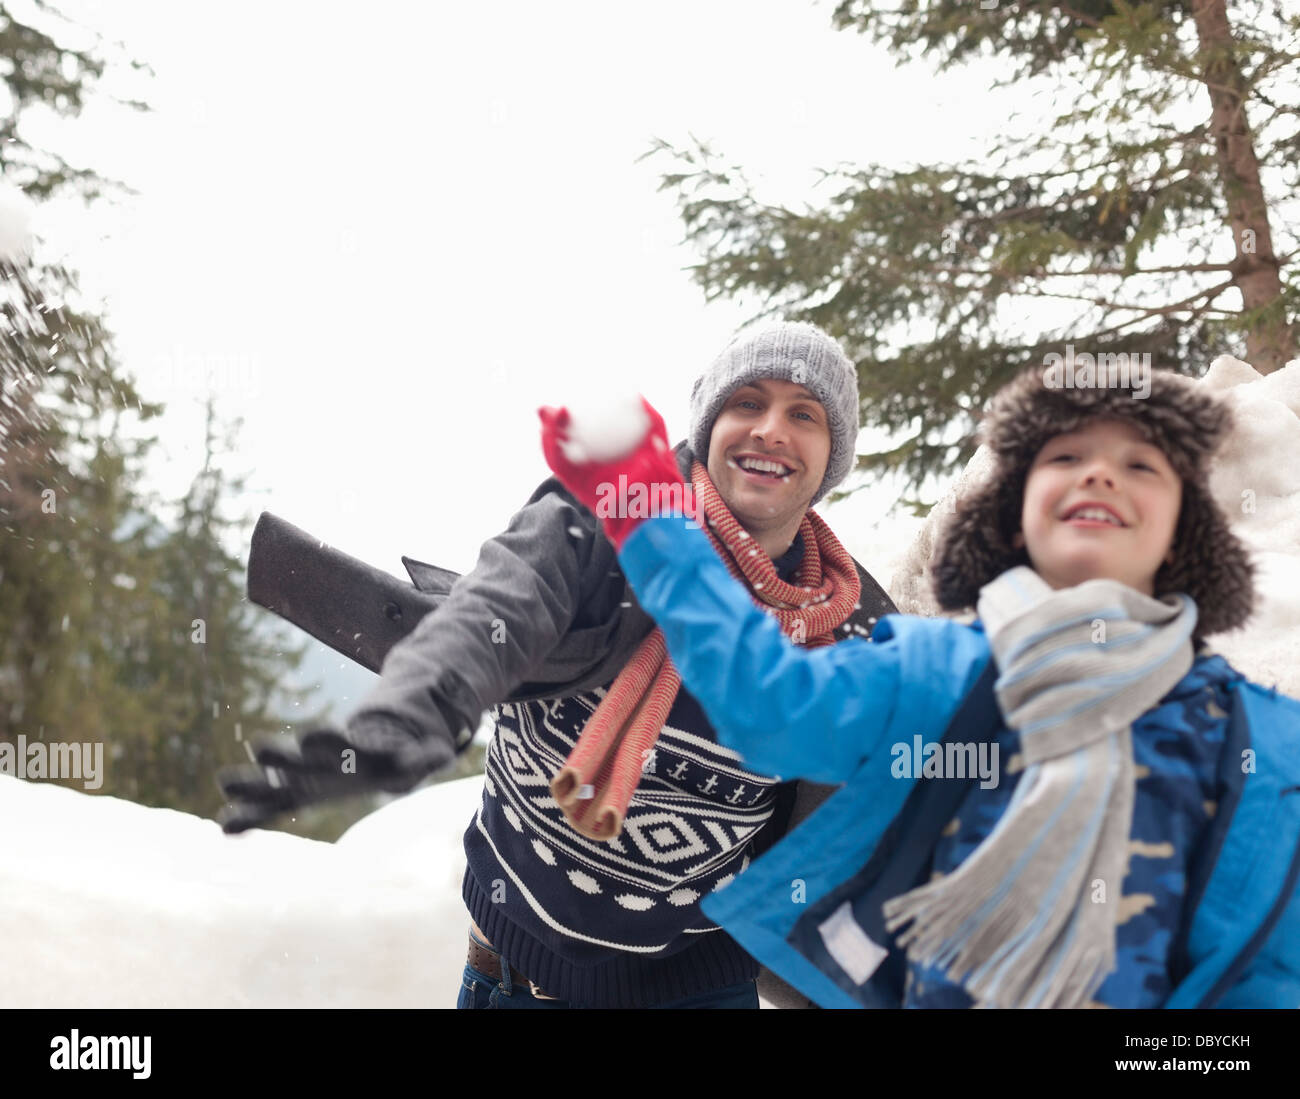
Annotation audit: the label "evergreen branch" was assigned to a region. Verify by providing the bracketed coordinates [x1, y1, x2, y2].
[1021, 288, 1237, 317]
[932, 260, 1234, 279]
[1182, 281, 1237, 328]
[1055, 4, 1103, 30]
[1059, 277, 1240, 343]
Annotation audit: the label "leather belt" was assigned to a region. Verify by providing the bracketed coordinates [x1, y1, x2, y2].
[467, 932, 559, 1000]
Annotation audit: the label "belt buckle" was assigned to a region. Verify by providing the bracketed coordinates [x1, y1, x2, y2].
[528, 978, 560, 1001]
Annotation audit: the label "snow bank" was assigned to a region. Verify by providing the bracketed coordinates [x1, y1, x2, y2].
[0, 773, 481, 1007]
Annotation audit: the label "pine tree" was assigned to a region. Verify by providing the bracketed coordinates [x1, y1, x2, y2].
[648, 0, 1299, 497]
[2, 1, 164, 776]
[133, 398, 326, 813]
[2, 5, 320, 817]
[0, 254, 165, 755]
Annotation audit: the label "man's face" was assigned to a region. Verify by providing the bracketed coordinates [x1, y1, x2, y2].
[706, 378, 832, 532]
[1018, 418, 1182, 596]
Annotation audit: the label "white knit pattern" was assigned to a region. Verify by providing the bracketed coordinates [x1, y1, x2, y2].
[472, 687, 776, 951]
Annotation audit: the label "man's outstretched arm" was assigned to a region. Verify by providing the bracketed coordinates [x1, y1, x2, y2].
[219, 482, 608, 832]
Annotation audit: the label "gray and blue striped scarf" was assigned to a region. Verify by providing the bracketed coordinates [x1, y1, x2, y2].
[882, 566, 1197, 1008]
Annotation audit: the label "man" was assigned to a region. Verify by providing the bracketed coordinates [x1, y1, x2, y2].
[219, 321, 897, 1009]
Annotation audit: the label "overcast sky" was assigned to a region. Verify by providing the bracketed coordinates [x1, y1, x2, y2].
[27, 0, 1022, 581]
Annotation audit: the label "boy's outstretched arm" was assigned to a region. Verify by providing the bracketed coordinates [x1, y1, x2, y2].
[620, 514, 901, 783]
[539, 399, 902, 785]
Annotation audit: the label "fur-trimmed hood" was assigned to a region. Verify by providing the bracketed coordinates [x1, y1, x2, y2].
[930, 367, 1256, 639]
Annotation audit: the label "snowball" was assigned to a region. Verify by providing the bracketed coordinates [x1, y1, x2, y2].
[0, 182, 34, 264]
[559, 392, 650, 464]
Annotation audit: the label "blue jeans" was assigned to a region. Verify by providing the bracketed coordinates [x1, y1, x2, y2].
[456, 940, 759, 1009]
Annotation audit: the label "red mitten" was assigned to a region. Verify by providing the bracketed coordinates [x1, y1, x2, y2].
[538, 396, 686, 548]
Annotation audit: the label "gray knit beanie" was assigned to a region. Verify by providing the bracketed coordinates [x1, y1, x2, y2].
[689, 322, 860, 506]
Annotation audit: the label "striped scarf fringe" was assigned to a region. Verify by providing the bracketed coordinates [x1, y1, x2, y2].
[881, 566, 1196, 1008]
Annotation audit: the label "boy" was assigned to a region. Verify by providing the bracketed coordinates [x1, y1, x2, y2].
[538, 366, 1300, 1008]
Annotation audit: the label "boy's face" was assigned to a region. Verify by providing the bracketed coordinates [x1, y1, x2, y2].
[707, 378, 831, 532]
[1017, 418, 1182, 596]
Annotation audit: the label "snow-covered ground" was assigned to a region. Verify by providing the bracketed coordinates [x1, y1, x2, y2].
[0, 771, 481, 1008]
[3, 357, 1298, 1008]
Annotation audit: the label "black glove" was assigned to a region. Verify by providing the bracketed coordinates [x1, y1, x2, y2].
[216, 719, 455, 834]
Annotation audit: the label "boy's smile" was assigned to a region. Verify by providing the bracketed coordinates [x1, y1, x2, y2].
[1017, 418, 1182, 596]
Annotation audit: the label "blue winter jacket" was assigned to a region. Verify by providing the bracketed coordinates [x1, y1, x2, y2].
[619, 515, 1300, 1009]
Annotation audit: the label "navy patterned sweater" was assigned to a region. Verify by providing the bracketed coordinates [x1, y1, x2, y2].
[461, 538, 807, 1007]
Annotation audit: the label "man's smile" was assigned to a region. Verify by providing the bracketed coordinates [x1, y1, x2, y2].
[729, 453, 796, 483]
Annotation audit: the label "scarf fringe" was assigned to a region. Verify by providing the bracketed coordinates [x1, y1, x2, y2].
[554, 672, 679, 841]
[887, 863, 1116, 1008]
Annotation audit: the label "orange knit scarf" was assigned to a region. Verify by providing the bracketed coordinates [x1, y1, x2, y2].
[549, 460, 861, 840]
